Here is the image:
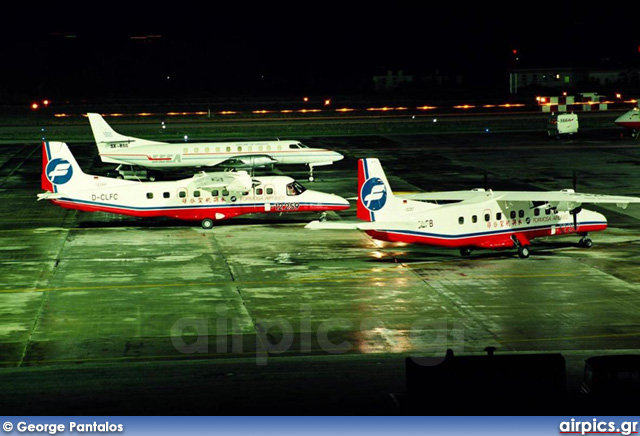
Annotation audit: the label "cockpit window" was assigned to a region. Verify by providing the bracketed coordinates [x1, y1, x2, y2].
[286, 181, 307, 196]
[289, 142, 309, 149]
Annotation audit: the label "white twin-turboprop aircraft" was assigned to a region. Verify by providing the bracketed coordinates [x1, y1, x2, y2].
[38, 142, 349, 228]
[87, 113, 343, 181]
[307, 158, 640, 258]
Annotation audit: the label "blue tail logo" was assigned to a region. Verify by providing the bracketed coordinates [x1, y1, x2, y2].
[46, 158, 73, 185]
[360, 177, 387, 211]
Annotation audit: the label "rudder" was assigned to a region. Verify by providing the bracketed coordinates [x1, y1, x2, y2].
[357, 158, 400, 222]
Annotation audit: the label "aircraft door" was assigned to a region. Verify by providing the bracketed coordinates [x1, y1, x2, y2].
[264, 184, 275, 212]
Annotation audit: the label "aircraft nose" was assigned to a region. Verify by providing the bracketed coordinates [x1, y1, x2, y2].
[331, 151, 344, 162]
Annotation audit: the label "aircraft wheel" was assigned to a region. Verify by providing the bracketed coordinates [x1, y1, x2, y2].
[579, 237, 593, 248]
[308, 176, 315, 182]
[116, 174, 124, 180]
[518, 245, 530, 259]
[459, 248, 472, 257]
[201, 218, 214, 230]
[148, 174, 156, 182]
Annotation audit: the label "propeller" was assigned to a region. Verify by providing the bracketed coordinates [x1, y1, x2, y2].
[571, 170, 579, 230]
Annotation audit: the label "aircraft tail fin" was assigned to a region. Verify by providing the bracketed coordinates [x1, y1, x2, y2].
[41, 141, 92, 193]
[87, 113, 162, 154]
[357, 158, 403, 222]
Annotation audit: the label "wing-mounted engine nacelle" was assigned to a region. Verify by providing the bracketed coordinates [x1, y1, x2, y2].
[204, 171, 253, 192]
[219, 156, 278, 169]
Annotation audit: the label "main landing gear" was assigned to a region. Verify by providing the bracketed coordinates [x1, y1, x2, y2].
[579, 235, 593, 248]
[511, 234, 530, 259]
[308, 164, 315, 182]
[201, 218, 214, 229]
[459, 248, 472, 257]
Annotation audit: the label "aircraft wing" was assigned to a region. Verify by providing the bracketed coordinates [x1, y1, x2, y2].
[193, 171, 255, 193]
[397, 190, 492, 201]
[398, 190, 640, 208]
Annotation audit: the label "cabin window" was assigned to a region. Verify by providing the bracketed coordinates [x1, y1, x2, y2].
[534, 209, 540, 216]
[259, 145, 263, 152]
[238, 146, 242, 152]
[194, 190, 201, 198]
[178, 190, 186, 198]
[226, 146, 231, 152]
[205, 147, 210, 153]
[194, 147, 199, 153]
[545, 208, 551, 215]
[163, 192, 170, 199]
[510, 211, 516, 219]
[212, 190, 219, 197]
[216, 147, 220, 153]
[472, 215, 478, 223]
[266, 187, 274, 195]
[146, 193, 153, 199]
[222, 190, 229, 196]
[458, 217, 464, 225]
[519, 210, 525, 218]
[256, 188, 264, 195]
[277, 145, 282, 151]
[267, 145, 271, 151]
[496, 212, 502, 220]
[286, 181, 307, 196]
[183, 148, 188, 154]
[484, 213, 490, 222]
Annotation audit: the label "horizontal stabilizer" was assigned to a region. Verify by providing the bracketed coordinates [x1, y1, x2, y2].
[37, 192, 64, 201]
[305, 220, 360, 230]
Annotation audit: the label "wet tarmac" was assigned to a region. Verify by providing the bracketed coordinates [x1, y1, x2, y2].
[0, 120, 638, 414]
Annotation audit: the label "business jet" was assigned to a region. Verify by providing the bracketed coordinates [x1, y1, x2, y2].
[614, 105, 640, 138]
[87, 113, 344, 181]
[38, 142, 349, 228]
[307, 158, 640, 258]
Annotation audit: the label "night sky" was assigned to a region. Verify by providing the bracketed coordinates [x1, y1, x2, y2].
[1, 4, 637, 102]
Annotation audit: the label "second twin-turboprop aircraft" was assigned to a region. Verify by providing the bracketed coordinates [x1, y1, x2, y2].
[87, 113, 343, 181]
[307, 158, 640, 258]
[38, 142, 349, 228]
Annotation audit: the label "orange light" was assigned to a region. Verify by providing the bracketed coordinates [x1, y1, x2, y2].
[324, 99, 331, 106]
[54, 113, 69, 118]
[616, 93, 622, 99]
[43, 99, 50, 106]
[303, 97, 309, 102]
[416, 105, 436, 110]
[335, 108, 354, 112]
[31, 102, 39, 110]
[453, 104, 475, 109]
[219, 111, 237, 115]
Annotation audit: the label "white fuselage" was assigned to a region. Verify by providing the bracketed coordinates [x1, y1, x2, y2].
[364, 198, 607, 249]
[99, 140, 343, 168]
